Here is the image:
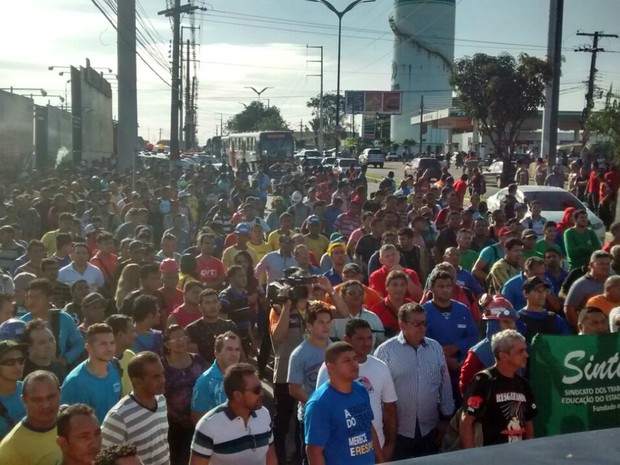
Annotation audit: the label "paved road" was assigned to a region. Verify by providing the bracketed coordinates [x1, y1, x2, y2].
[365, 161, 501, 198]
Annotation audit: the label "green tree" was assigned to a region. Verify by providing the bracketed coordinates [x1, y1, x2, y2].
[306, 93, 345, 132]
[588, 86, 620, 161]
[226, 101, 288, 132]
[450, 53, 551, 184]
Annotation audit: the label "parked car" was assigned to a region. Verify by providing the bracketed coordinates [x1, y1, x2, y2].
[294, 156, 323, 172]
[321, 157, 337, 169]
[333, 158, 361, 177]
[482, 161, 518, 188]
[385, 152, 402, 161]
[297, 149, 322, 158]
[404, 157, 443, 181]
[359, 148, 385, 168]
[486, 186, 606, 243]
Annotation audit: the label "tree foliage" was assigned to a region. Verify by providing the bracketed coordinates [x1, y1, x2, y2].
[588, 87, 620, 162]
[450, 53, 552, 158]
[226, 101, 288, 132]
[306, 93, 345, 131]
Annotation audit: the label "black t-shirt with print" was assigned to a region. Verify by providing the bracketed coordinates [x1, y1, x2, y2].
[465, 367, 537, 446]
[185, 318, 239, 364]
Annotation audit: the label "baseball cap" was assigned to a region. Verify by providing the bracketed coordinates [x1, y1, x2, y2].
[307, 215, 321, 225]
[84, 224, 97, 235]
[522, 229, 537, 239]
[523, 276, 551, 293]
[0, 319, 26, 342]
[498, 227, 513, 237]
[235, 223, 251, 234]
[129, 240, 145, 252]
[482, 295, 517, 320]
[0, 340, 28, 359]
[159, 258, 179, 273]
[330, 232, 345, 242]
[343, 263, 363, 275]
[82, 292, 107, 307]
[291, 191, 303, 203]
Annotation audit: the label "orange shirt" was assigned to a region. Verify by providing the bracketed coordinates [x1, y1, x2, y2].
[585, 295, 620, 316]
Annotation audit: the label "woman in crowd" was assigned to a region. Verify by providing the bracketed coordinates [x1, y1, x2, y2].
[114, 263, 140, 311]
[161, 324, 208, 465]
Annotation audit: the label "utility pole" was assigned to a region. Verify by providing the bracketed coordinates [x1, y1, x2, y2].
[158, 0, 203, 160]
[575, 30, 619, 145]
[307, 45, 324, 152]
[541, 0, 564, 167]
[215, 112, 224, 136]
[184, 39, 191, 150]
[419, 95, 424, 153]
[117, 0, 137, 172]
[299, 119, 304, 136]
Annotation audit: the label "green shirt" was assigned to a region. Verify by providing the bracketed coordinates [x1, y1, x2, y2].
[564, 227, 601, 270]
[522, 248, 539, 260]
[459, 249, 479, 272]
[534, 239, 563, 258]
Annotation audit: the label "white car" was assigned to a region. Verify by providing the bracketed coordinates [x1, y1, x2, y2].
[333, 158, 361, 177]
[359, 148, 385, 168]
[486, 186, 606, 243]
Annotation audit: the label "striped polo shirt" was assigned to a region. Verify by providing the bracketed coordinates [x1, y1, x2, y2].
[192, 404, 273, 465]
[101, 394, 169, 465]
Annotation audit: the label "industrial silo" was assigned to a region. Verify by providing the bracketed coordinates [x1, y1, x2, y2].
[390, 0, 455, 147]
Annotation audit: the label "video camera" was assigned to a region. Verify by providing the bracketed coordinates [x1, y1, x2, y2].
[267, 275, 316, 304]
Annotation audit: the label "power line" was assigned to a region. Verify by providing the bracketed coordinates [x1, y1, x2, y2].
[90, 0, 171, 86]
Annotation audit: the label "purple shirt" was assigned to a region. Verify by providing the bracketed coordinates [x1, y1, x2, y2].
[162, 353, 208, 428]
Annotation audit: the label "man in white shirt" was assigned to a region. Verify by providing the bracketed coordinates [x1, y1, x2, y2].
[317, 318, 398, 462]
[58, 243, 104, 291]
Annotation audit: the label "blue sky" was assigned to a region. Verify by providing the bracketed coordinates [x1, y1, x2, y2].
[2, 0, 619, 144]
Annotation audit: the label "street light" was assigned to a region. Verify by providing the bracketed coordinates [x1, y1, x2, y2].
[49, 65, 113, 73]
[0, 87, 47, 96]
[245, 86, 273, 104]
[306, 0, 375, 153]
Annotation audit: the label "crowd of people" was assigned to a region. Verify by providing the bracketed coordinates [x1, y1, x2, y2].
[0, 154, 618, 465]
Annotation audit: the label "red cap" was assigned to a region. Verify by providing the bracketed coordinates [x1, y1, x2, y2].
[159, 258, 178, 273]
[498, 227, 513, 237]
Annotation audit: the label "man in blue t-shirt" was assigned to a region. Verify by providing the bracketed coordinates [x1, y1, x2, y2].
[191, 331, 242, 424]
[305, 341, 383, 465]
[0, 341, 27, 440]
[61, 323, 121, 423]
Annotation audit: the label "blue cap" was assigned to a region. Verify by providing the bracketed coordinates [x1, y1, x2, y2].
[307, 215, 321, 225]
[235, 222, 251, 234]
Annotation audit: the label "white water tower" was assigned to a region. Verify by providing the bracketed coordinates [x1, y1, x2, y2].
[390, 0, 456, 147]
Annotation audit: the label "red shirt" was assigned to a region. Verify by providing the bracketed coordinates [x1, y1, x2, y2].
[196, 256, 226, 287]
[435, 207, 461, 230]
[91, 251, 118, 286]
[587, 171, 600, 193]
[371, 296, 412, 334]
[453, 179, 468, 199]
[170, 303, 202, 328]
[369, 265, 421, 298]
[159, 286, 184, 327]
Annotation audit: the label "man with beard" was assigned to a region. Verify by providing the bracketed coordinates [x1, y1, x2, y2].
[190, 363, 276, 465]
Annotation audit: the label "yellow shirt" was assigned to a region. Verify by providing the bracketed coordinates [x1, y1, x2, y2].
[248, 241, 273, 262]
[41, 230, 59, 257]
[222, 246, 258, 269]
[120, 349, 136, 396]
[304, 234, 330, 259]
[0, 421, 62, 465]
[267, 230, 285, 251]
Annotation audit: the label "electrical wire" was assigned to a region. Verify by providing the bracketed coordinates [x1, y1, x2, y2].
[90, 0, 171, 86]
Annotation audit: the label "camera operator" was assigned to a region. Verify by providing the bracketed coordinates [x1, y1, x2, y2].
[268, 271, 350, 465]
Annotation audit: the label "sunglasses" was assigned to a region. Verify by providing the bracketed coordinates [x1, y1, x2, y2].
[244, 384, 262, 395]
[405, 320, 428, 328]
[0, 357, 25, 367]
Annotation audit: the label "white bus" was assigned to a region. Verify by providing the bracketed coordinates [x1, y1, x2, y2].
[221, 131, 295, 168]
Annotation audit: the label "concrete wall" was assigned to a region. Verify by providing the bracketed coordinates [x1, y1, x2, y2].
[0, 91, 34, 177]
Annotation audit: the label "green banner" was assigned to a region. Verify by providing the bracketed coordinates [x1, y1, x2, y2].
[530, 334, 620, 437]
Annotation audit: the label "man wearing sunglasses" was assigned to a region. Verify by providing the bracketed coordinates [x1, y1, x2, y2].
[374, 302, 454, 460]
[0, 340, 28, 440]
[190, 363, 276, 465]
